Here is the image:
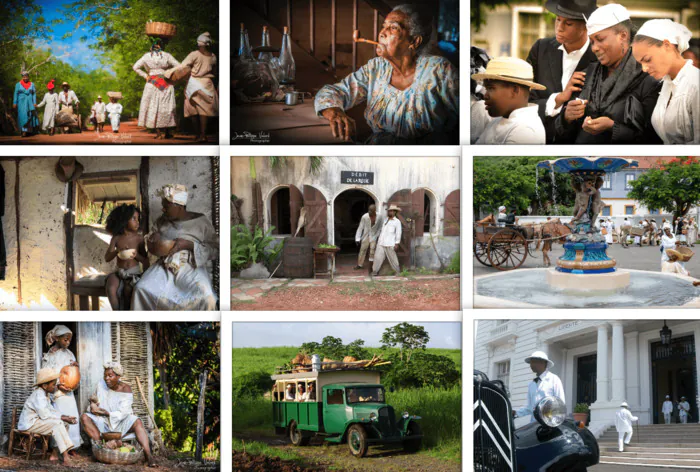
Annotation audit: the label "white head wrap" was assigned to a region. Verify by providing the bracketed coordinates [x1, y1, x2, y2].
[663, 222, 672, 230]
[585, 4, 630, 36]
[103, 361, 124, 376]
[45, 325, 72, 346]
[158, 184, 188, 206]
[197, 32, 212, 47]
[498, 206, 506, 212]
[637, 19, 692, 53]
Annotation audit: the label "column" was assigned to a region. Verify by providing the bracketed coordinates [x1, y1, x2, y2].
[596, 323, 610, 404]
[625, 331, 640, 407]
[487, 347, 496, 380]
[695, 324, 700, 423]
[611, 321, 626, 402]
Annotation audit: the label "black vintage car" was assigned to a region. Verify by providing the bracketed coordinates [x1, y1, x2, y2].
[474, 371, 599, 472]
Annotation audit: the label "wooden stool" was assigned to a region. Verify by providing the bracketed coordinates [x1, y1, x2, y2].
[313, 247, 339, 282]
[8, 407, 52, 460]
[71, 274, 107, 310]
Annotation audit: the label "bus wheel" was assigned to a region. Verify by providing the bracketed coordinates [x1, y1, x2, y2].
[347, 424, 368, 458]
[289, 420, 309, 446]
[403, 421, 422, 452]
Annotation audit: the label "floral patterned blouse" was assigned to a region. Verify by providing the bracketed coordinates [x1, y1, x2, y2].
[314, 55, 459, 144]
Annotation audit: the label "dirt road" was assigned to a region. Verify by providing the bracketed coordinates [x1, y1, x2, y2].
[0, 453, 217, 471]
[232, 279, 461, 311]
[233, 432, 461, 472]
[0, 120, 216, 145]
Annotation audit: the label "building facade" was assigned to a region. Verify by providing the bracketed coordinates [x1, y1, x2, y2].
[232, 157, 461, 270]
[475, 319, 700, 436]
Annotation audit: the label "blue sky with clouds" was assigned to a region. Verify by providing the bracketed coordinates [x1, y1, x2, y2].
[232, 323, 462, 349]
[37, 0, 109, 73]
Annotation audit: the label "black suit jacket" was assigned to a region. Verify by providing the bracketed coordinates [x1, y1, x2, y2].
[527, 37, 598, 143]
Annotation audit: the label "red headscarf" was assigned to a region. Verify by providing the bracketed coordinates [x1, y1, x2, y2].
[20, 77, 32, 90]
[47, 79, 55, 91]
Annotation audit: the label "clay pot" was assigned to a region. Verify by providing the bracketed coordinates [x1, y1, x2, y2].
[147, 234, 175, 257]
[60, 365, 81, 390]
[101, 431, 123, 441]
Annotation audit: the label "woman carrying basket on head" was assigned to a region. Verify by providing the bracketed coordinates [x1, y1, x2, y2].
[133, 37, 180, 139]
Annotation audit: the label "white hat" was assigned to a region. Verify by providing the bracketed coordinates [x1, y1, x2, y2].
[387, 205, 402, 212]
[498, 206, 506, 212]
[620, 401, 629, 408]
[637, 19, 692, 53]
[666, 395, 670, 398]
[663, 222, 672, 230]
[197, 32, 212, 46]
[525, 351, 554, 368]
[471, 56, 546, 91]
[586, 4, 630, 36]
[34, 367, 60, 386]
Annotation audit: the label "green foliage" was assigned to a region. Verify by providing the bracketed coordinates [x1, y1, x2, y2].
[382, 351, 461, 390]
[628, 158, 700, 221]
[474, 156, 576, 218]
[381, 322, 430, 362]
[231, 224, 284, 271]
[574, 403, 590, 414]
[445, 251, 460, 274]
[153, 323, 220, 455]
[232, 437, 303, 461]
[76, 201, 117, 226]
[299, 336, 370, 360]
[233, 370, 271, 400]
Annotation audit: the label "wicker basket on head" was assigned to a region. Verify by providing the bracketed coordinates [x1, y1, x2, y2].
[678, 246, 695, 262]
[145, 21, 176, 39]
[107, 91, 122, 99]
[91, 439, 144, 465]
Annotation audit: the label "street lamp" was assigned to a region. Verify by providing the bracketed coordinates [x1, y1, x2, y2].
[660, 321, 672, 345]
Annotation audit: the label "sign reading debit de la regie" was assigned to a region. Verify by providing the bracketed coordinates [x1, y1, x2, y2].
[341, 171, 374, 185]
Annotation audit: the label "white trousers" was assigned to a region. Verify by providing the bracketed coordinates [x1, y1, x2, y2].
[357, 237, 376, 267]
[109, 113, 121, 131]
[372, 245, 400, 275]
[681, 413, 688, 424]
[618, 430, 633, 452]
[21, 418, 74, 454]
[664, 413, 671, 424]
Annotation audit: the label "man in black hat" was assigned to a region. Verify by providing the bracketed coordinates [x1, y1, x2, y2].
[526, 0, 598, 143]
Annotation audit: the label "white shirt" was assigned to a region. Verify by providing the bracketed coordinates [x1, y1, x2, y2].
[651, 60, 700, 144]
[18, 388, 62, 430]
[377, 217, 402, 247]
[355, 213, 383, 243]
[105, 102, 122, 115]
[58, 90, 79, 107]
[92, 101, 106, 114]
[471, 97, 490, 144]
[662, 400, 674, 414]
[285, 389, 295, 401]
[515, 369, 565, 423]
[615, 408, 638, 433]
[679, 401, 691, 417]
[475, 104, 546, 144]
[661, 233, 677, 262]
[545, 37, 591, 117]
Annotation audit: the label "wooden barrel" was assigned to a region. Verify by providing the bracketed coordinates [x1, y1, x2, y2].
[282, 237, 314, 278]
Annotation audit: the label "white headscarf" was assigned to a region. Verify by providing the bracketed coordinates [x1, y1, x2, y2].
[637, 19, 692, 53]
[585, 4, 630, 36]
[197, 32, 212, 47]
[158, 184, 188, 206]
[103, 361, 124, 376]
[498, 206, 506, 212]
[45, 325, 72, 346]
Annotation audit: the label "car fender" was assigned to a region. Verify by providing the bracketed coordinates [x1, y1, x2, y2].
[341, 420, 374, 441]
[399, 416, 422, 435]
[515, 419, 599, 471]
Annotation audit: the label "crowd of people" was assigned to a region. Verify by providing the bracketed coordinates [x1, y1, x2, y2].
[16, 325, 155, 466]
[12, 32, 217, 141]
[277, 382, 317, 402]
[471, 1, 699, 144]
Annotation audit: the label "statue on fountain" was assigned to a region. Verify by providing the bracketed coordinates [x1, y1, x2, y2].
[568, 174, 605, 243]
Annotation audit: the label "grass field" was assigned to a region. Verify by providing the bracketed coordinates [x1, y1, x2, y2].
[232, 346, 462, 463]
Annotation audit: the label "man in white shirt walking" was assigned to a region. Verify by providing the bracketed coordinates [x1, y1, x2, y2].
[679, 396, 691, 424]
[513, 351, 565, 422]
[372, 205, 403, 277]
[662, 395, 674, 424]
[615, 402, 638, 452]
[354, 204, 382, 270]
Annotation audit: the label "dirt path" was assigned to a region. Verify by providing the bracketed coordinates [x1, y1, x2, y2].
[0, 453, 218, 472]
[232, 279, 460, 311]
[0, 120, 216, 145]
[233, 432, 460, 472]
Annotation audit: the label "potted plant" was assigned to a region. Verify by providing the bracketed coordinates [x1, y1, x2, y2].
[231, 224, 284, 276]
[573, 403, 590, 424]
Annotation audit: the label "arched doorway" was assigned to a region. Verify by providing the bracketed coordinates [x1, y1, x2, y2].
[333, 189, 376, 274]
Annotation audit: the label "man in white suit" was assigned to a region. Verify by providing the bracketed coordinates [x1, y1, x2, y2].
[513, 351, 565, 423]
[615, 402, 638, 452]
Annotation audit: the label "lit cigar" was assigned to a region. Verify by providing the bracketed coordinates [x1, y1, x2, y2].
[353, 29, 380, 46]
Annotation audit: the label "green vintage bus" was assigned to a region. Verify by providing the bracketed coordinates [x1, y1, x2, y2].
[271, 369, 422, 457]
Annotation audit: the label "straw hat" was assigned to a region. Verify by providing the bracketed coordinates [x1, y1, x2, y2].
[525, 350, 554, 368]
[471, 56, 546, 91]
[387, 205, 402, 212]
[55, 157, 84, 183]
[61, 81, 69, 87]
[620, 401, 629, 408]
[666, 248, 683, 260]
[34, 368, 60, 386]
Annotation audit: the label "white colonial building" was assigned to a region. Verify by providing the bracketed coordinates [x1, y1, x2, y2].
[475, 319, 700, 436]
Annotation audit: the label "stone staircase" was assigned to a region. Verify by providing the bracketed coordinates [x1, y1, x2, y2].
[598, 423, 700, 469]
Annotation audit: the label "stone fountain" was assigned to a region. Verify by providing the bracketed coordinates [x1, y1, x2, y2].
[474, 157, 700, 308]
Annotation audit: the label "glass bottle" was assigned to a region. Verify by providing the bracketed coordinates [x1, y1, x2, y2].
[258, 26, 274, 62]
[278, 26, 296, 83]
[237, 23, 253, 61]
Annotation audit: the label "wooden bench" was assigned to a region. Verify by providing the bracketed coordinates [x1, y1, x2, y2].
[71, 274, 107, 310]
[8, 407, 52, 460]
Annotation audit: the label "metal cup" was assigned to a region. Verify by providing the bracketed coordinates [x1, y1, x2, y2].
[285, 91, 304, 106]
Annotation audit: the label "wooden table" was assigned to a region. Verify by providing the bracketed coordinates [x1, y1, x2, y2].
[231, 101, 363, 145]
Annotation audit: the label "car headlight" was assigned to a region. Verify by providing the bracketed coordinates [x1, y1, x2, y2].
[402, 411, 410, 419]
[369, 413, 377, 421]
[534, 396, 566, 428]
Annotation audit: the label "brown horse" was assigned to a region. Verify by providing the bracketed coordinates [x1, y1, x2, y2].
[540, 219, 571, 267]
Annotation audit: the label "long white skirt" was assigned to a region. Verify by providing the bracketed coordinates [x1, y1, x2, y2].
[137, 82, 176, 129]
[55, 392, 82, 447]
[109, 113, 121, 131]
[132, 262, 216, 310]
